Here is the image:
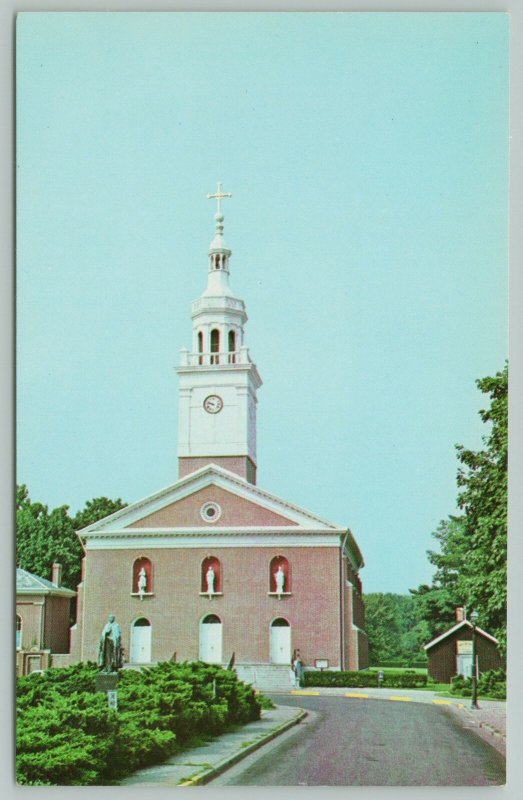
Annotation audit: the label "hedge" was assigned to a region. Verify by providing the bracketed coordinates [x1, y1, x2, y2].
[302, 669, 428, 689]
[16, 661, 261, 786]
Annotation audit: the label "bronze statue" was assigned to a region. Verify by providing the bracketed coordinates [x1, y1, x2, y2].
[98, 614, 123, 673]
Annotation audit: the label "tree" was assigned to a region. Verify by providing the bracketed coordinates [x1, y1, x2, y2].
[16, 486, 126, 590]
[455, 365, 507, 649]
[411, 364, 507, 652]
[364, 593, 428, 665]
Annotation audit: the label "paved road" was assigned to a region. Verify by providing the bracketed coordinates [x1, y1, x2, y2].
[210, 695, 506, 786]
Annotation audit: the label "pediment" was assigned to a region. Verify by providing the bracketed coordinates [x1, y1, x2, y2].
[79, 464, 339, 533]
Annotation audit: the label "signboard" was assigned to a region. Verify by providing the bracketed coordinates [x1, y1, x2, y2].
[315, 659, 329, 670]
[457, 640, 473, 655]
[107, 690, 118, 710]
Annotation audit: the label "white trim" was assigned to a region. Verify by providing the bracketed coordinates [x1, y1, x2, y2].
[77, 464, 341, 533]
[423, 620, 499, 650]
[84, 532, 342, 550]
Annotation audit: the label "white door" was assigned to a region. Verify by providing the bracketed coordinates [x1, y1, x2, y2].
[131, 620, 152, 663]
[270, 620, 291, 664]
[200, 616, 223, 664]
[457, 654, 473, 678]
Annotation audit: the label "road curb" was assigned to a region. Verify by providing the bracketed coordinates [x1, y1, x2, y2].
[178, 707, 308, 786]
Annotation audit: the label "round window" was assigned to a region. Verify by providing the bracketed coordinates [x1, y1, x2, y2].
[200, 502, 222, 523]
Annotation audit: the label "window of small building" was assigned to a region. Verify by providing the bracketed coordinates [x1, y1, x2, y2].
[16, 615, 22, 650]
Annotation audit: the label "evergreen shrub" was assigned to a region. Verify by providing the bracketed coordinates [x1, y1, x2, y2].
[17, 661, 261, 785]
[302, 670, 427, 688]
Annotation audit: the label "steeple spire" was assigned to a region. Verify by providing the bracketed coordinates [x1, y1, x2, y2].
[176, 184, 262, 484]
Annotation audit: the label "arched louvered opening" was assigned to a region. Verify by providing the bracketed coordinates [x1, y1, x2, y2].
[228, 330, 236, 364]
[210, 328, 220, 364]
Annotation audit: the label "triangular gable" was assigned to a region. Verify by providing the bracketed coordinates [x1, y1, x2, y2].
[424, 620, 499, 650]
[128, 484, 298, 528]
[79, 463, 340, 533]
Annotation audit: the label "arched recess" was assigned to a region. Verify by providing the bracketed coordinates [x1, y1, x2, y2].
[269, 555, 290, 594]
[130, 617, 152, 663]
[201, 556, 221, 594]
[197, 331, 204, 365]
[199, 614, 223, 664]
[270, 617, 291, 664]
[210, 328, 220, 364]
[228, 330, 236, 364]
[132, 557, 153, 595]
[16, 614, 22, 650]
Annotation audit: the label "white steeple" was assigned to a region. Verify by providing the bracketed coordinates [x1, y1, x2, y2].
[176, 184, 262, 484]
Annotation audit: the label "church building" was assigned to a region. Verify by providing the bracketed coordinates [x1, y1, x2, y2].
[70, 186, 368, 688]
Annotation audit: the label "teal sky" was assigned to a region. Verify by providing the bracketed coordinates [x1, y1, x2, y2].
[16, 12, 508, 594]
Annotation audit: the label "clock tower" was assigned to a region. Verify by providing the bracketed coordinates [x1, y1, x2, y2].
[176, 184, 262, 484]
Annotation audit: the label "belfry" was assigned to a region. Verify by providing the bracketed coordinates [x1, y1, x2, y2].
[70, 186, 368, 688]
[177, 183, 261, 484]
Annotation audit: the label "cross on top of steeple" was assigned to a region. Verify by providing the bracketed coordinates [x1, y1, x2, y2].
[207, 182, 232, 215]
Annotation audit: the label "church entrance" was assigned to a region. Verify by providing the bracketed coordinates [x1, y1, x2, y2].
[270, 618, 291, 664]
[200, 614, 223, 664]
[130, 618, 151, 663]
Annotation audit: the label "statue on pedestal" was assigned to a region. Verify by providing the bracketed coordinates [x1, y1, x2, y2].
[98, 614, 123, 673]
[137, 567, 147, 598]
[206, 565, 215, 594]
[275, 565, 285, 594]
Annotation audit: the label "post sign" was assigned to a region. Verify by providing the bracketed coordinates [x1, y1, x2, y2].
[315, 659, 329, 670]
[457, 640, 473, 655]
[107, 690, 118, 710]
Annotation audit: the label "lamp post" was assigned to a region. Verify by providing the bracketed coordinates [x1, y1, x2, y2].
[470, 609, 479, 709]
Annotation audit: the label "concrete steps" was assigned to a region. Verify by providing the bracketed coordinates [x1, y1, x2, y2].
[235, 663, 296, 693]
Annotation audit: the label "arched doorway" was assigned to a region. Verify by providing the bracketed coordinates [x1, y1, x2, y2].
[130, 617, 152, 663]
[199, 614, 223, 664]
[270, 618, 291, 664]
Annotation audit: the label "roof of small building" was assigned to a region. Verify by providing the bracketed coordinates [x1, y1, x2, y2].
[423, 619, 499, 651]
[16, 567, 76, 598]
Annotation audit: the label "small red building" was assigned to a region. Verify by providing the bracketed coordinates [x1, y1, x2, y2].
[16, 564, 76, 675]
[424, 615, 503, 684]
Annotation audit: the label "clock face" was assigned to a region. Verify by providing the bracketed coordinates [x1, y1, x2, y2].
[203, 395, 223, 414]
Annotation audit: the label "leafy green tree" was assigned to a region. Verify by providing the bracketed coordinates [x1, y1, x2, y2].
[411, 364, 507, 652]
[455, 365, 507, 649]
[73, 496, 126, 531]
[16, 486, 126, 590]
[364, 593, 428, 665]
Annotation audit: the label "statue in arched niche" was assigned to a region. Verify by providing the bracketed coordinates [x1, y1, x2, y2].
[206, 565, 216, 594]
[137, 566, 147, 598]
[275, 564, 285, 594]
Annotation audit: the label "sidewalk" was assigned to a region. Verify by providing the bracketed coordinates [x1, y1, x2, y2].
[119, 704, 306, 786]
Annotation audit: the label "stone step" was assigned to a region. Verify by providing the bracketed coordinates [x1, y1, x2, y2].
[235, 664, 296, 692]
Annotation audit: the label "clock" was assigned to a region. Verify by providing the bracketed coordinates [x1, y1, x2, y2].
[203, 395, 223, 414]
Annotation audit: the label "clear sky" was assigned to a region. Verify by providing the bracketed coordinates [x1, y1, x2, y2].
[16, 11, 508, 594]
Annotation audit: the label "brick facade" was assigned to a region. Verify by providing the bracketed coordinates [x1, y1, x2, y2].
[75, 544, 344, 669]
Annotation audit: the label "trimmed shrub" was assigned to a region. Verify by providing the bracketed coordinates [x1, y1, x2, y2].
[17, 661, 261, 785]
[302, 669, 427, 689]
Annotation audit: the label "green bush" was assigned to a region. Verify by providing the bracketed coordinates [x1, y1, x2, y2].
[17, 661, 261, 785]
[302, 670, 427, 689]
[450, 669, 506, 699]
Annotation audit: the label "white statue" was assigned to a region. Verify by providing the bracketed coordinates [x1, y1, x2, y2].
[206, 565, 215, 594]
[138, 567, 147, 598]
[275, 565, 285, 594]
